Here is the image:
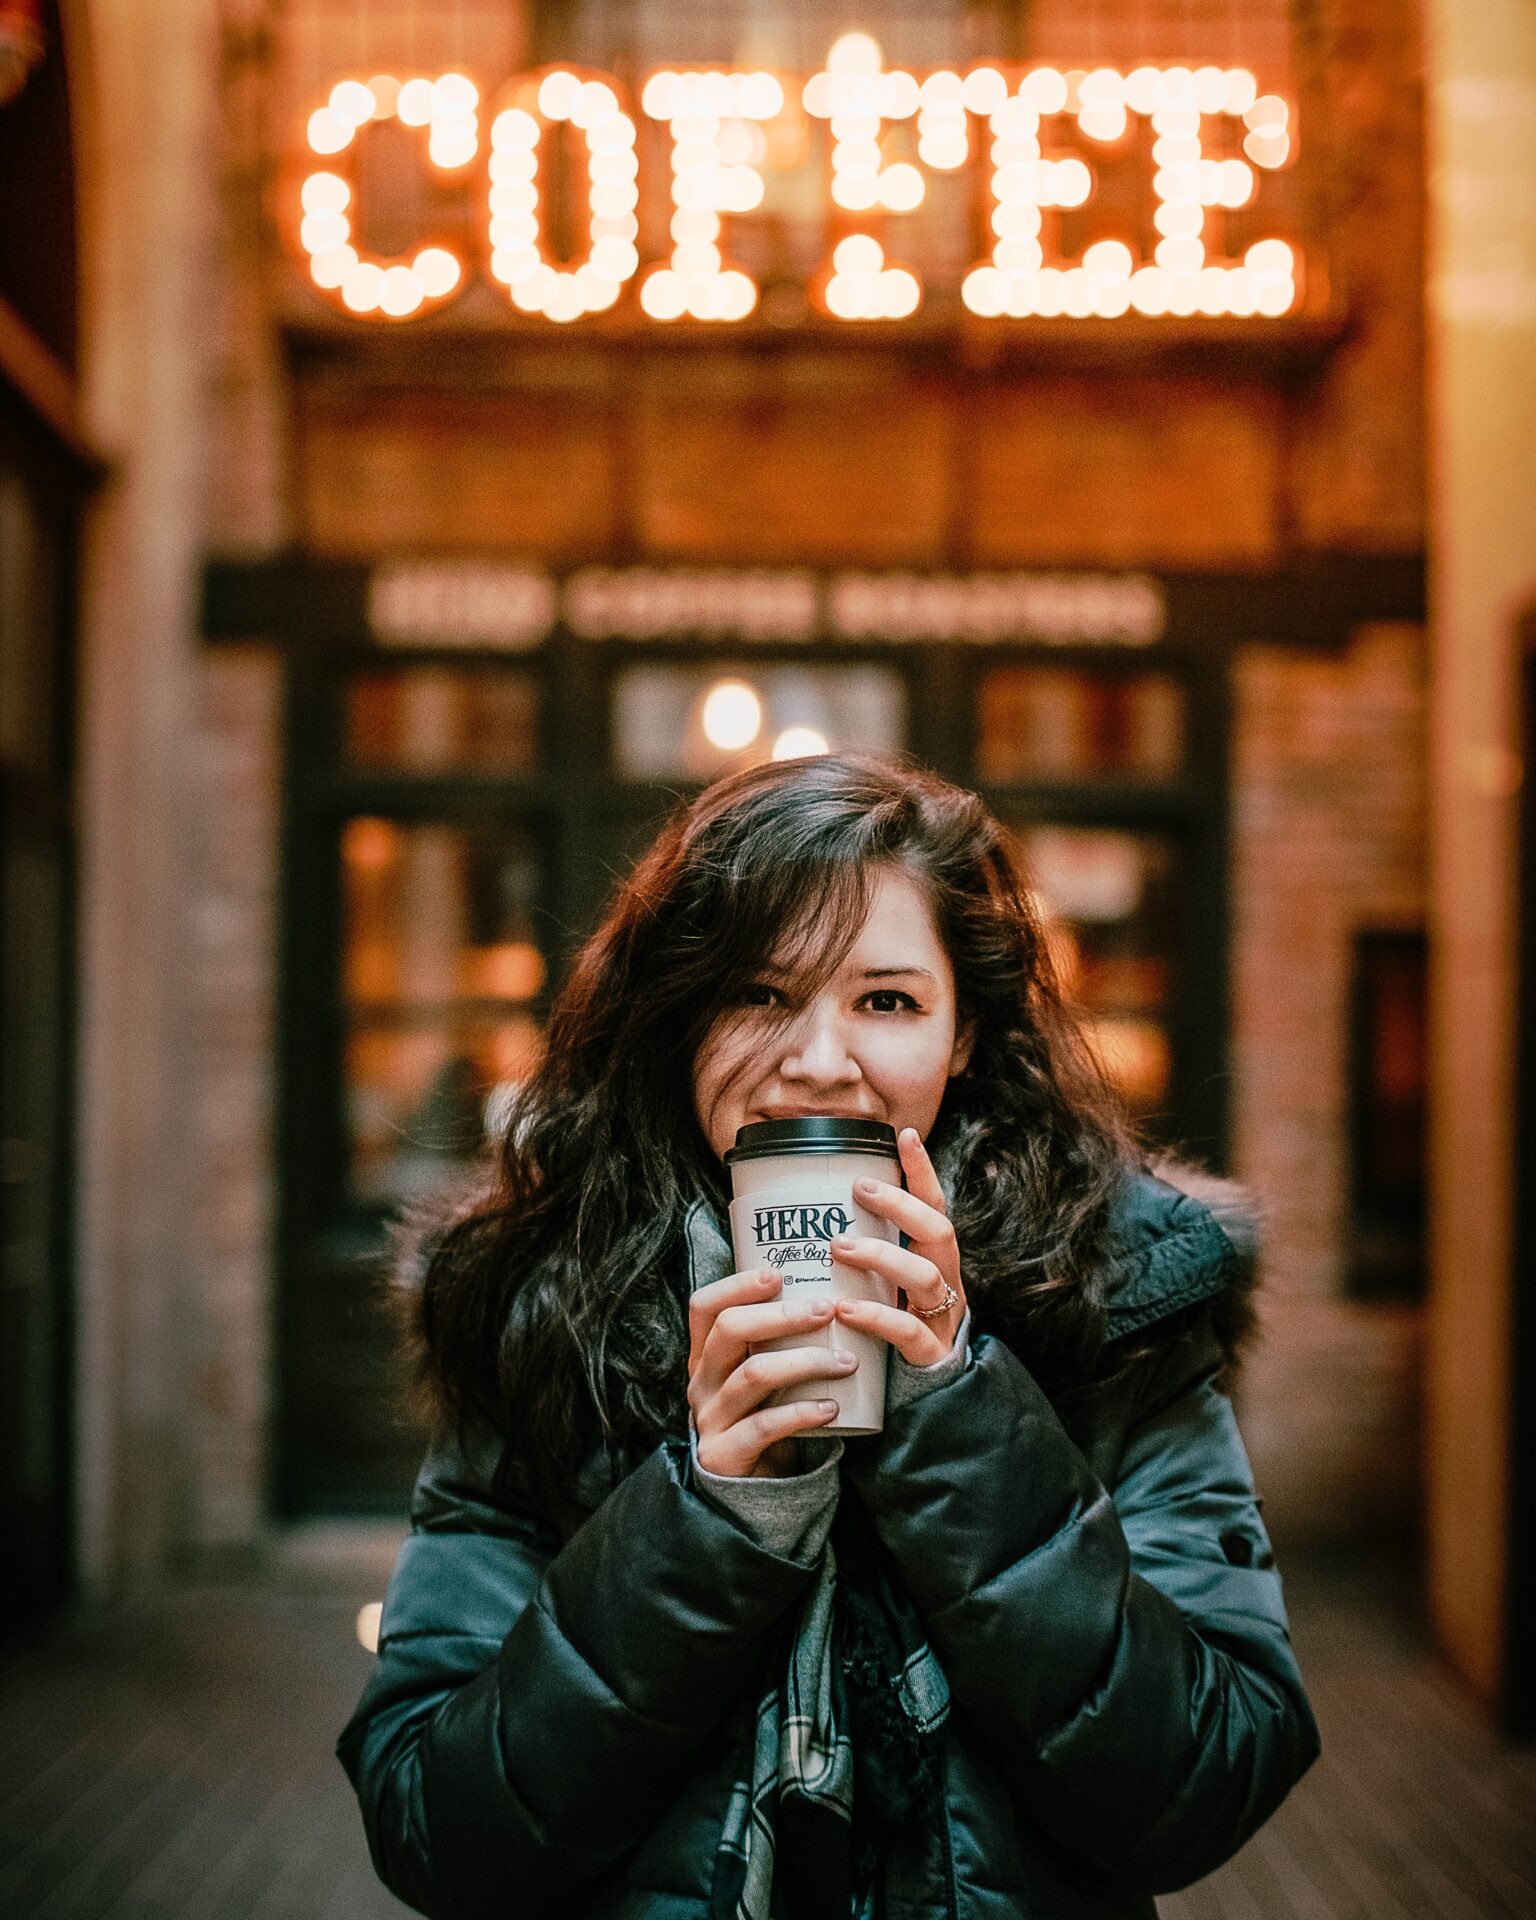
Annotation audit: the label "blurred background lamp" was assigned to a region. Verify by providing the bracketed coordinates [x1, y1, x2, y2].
[700, 678, 763, 750]
[771, 725, 830, 760]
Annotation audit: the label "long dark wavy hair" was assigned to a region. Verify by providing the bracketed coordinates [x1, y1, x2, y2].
[408, 751, 1144, 1516]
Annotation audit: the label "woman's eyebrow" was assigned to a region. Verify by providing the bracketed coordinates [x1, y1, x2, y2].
[859, 966, 938, 983]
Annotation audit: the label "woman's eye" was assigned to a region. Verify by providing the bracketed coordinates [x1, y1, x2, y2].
[863, 989, 919, 1014]
[741, 982, 782, 1008]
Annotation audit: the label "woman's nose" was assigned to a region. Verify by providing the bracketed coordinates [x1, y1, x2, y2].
[780, 1009, 858, 1084]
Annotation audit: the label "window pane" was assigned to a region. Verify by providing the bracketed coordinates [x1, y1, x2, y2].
[1005, 825, 1179, 1117]
[339, 818, 547, 1203]
[346, 668, 539, 773]
[612, 663, 905, 779]
[977, 670, 1184, 782]
[341, 818, 546, 1010]
[346, 1015, 542, 1205]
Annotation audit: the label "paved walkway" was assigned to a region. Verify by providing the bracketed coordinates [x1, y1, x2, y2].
[1, 1537, 1533, 1919]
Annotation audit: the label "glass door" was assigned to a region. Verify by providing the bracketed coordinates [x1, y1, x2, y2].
[971, 656, 1228, 1155]
[279, 633, 1227, 1511]
[279, 660, 555, 1512]
[0, 402, 80, 1623]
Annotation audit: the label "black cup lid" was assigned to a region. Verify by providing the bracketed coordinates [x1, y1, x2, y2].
[725, 1117, 900, 1164]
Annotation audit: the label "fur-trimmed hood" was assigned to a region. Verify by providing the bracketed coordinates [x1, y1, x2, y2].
[1133, 1154, 1262, 1382]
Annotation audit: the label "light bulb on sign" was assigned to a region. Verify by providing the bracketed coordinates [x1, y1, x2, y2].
[1076, 68, 1126, 142]
[297, 72, 471, 322]
[1147, 72, 1206, 284]
[486, 68, 642, 322]
[287, 54, 1303, 327]
[639, 67, 781, 321]
[819, 234, 921, 322]
[958, 65, 1302, 322]
[366, 73, 401, 118]
[915, 69, 969, 172]
[1245, 237, 1297, 314]
[961, 78, 1049, 318]
[804, 32, 930, 306]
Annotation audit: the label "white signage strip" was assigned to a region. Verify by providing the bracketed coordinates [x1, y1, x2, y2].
[826, 569, 1165, 645]
[368, 564, 559, 648]
[365, 563, 1167, 648]
[565, 566, 821, 642]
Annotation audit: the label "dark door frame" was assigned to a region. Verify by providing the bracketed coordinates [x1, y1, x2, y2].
[0, 384, 90, 1629]
[1506, 605, 1536, 1737]
[273, 626, 1232, 1512]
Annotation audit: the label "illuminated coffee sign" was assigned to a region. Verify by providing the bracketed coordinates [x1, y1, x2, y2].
[292, 33, 1299, 327]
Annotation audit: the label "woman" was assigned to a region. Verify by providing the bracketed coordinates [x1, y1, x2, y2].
[338, 751, 1320, 1920]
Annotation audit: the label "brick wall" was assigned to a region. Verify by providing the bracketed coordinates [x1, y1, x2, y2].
[186, 649, 282, 1547]
[1231, 621, 1427, 1544]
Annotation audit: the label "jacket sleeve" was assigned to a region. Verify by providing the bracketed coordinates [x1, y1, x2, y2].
[336, 1431, 819, 1920]
[840, 1309, 1321, 1895]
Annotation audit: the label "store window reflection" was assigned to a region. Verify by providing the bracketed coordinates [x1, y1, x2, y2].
[1006, 825, 1178, 1120]
[346, 667, 540, 772]
[612, 662, 905, 779]
[341, 817, 545, 1204]
[978, 670, 1184, 782]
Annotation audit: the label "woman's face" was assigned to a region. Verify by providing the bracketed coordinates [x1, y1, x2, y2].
[692, 864, 974, 1162]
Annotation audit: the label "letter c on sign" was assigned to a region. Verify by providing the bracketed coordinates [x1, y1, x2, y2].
[296, 71, 474, 321]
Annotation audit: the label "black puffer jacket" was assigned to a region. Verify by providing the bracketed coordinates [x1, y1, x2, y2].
[337, 1166, 1319, 1918]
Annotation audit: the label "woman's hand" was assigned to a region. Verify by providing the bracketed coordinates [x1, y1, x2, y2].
[687, 1269, 856, 1478]
[829, 1127, 967, 1366]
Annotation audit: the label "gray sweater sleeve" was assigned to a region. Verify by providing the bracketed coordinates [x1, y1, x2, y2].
[888, 1306, 973, 1410]
[689, 1310, 973, 1559]
[689, 1428, 845, 1563]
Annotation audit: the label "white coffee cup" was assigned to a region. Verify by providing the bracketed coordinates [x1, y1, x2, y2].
[725, 1117, 902, 1436]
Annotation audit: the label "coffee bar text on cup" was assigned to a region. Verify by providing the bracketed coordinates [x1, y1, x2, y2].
[292, 33, 1301, 327]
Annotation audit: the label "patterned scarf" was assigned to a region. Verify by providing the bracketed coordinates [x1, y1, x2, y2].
[710, 1497, 951, 1920]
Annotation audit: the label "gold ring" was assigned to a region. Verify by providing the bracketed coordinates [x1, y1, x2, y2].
[907, 1281, 960, 1321]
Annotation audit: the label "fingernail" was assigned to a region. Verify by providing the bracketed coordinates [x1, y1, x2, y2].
[855, 1177, 878, 1194]
[818, 1400, 839, 1414]
[831, 1236, 853, 1253]
[810, 1300, 834, 1318]
[833, 1349, 857, 1368]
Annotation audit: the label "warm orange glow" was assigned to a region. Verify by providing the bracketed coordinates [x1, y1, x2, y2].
[486, 67, 642, 320]
[1041, 919, 1082, 998]
[771, 725, 831, 760]
[484, 1018, 545, 1088]
[638, 67, 782, 322]
[816, 234, 921, 322]
[1084, 1015, 1173, 1106]
[343, 816, 403, 873]
[291, 49, 1302, 325]
[296, 71, 473, 322]
[699, 679, 763, 750]
[464, 942, 548, 1002]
